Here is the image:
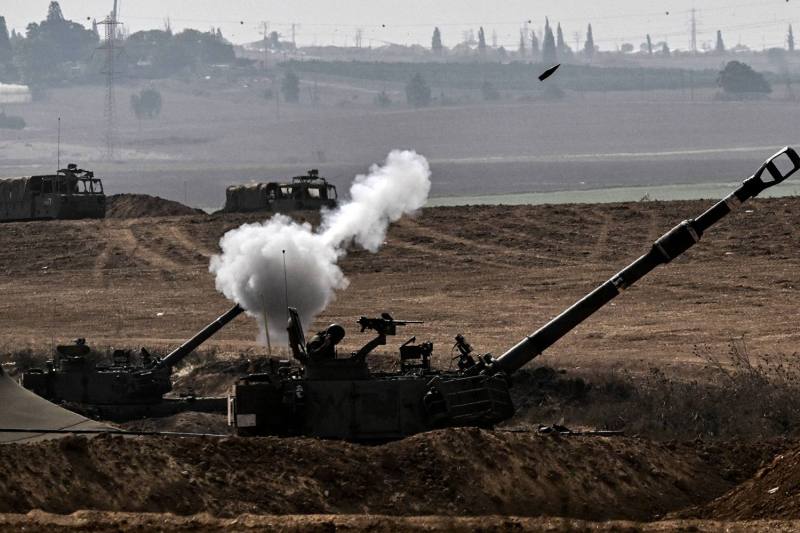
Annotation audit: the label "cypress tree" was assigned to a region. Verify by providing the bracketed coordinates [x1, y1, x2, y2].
[583, 23, 595, 58]
[0, 16, 11, 65]
[432, 27, 443, 54]
[477, 26, 486, 52]
[556, 23, 567, 54]
[542, 18, 557, 63]
[715, 30, 725, 54]
[47, 1, 65, 22]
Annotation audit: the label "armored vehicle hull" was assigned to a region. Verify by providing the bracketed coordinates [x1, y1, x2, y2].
[233, 364, 513, 440]
[21, 305, 243, 421]
[224, 169, 337, 213]
[0, 164, 105, 222]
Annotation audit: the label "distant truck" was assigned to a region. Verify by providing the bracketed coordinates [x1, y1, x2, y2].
[223, 169, 338, 214]
[0, 164, 105, 222]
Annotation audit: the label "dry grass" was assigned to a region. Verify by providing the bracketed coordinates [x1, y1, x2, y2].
[514, 340, 800, 440]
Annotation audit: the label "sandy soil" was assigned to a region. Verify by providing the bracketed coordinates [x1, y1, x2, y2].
[3, 511, 800, 532]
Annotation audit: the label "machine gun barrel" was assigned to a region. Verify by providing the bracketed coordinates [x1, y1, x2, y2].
[357, 316, 423, 335]
[155, 304, 244, 370]
[493, 147, 800, 375]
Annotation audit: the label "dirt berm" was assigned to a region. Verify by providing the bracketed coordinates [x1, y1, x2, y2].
[106, 194, 205, 218]
[2, 511, 800, 532]
[0, 429, 782, 521]
[690, 441, 800, 520]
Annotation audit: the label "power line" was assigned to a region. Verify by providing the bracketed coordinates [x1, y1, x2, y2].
[97, 2, 122, 161]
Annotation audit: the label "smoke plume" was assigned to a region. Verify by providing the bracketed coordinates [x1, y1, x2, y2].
[210, 150, 431, 342]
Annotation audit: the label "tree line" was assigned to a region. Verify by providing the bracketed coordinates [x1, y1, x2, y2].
[0, 2, 236, 87]
[428, 20, 798, 60]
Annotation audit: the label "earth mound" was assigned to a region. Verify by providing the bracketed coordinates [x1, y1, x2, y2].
[106, 194, 205, 219]
[2, 511, 798, 532]
[0, 429, 781, 521]
[693, 442, 800, 520]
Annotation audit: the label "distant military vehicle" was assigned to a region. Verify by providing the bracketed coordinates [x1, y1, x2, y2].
[0, 164, 105, 222]
[229, 147, 800, 441]
[223, 169, 338, 213]
[20, 305, 243, 421]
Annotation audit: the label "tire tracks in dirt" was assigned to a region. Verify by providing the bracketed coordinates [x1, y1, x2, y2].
[93, 220, 181, 282]
[588, 211, 611, 263]
[168, 226, 217, 259]
[398, 218, 563, 268]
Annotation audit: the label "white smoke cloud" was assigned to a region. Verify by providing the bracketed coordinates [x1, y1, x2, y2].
[210, 150, 431, 343]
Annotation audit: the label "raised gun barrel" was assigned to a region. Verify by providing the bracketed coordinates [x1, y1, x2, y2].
[493, 147, 800, 375]
[155, 304, 244, 370]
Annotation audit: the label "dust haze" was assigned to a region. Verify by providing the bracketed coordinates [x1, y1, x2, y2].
[2, 2, 800, 208]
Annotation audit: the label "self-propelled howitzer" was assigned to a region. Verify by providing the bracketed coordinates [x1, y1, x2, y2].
[230, 147, 799, 441]
[22, 304, 243, 420]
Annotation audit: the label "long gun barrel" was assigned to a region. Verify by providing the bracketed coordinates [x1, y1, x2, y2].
[155, 304, 244, 370]
[493, 147, 800, 375]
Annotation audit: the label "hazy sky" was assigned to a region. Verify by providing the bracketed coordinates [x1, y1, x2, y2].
[2, 0, 798, 51]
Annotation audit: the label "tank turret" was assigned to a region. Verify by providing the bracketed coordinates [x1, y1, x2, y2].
[231, 147, 799, 441]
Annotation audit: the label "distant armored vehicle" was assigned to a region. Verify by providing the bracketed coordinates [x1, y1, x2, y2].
[224, 169, 338, 213]
[229, 147, 799, 441]
[0, 164, 105, 222]
[20, 305, 243, 420]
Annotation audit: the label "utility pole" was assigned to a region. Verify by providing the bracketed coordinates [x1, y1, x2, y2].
[292, 23, 297, 48]
[275, 81, 281, 120]
[97, 0, 121, 160]
[690, 8, 697, 54]
[261, 21, 270, 70]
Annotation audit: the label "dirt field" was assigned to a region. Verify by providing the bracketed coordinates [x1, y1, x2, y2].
[1, 194, 800, 529]
[1, 195, 797, 369]
[2, 82, 799, 207]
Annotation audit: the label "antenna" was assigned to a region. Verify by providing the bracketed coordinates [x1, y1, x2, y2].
[56, 116, 61, 171]
[261, 292, 272, 355]
[282, 249, 289, 315]
[261, 21, 269, 70]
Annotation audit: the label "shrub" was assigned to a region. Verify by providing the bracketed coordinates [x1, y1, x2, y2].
[405, 72, 431, 107]
[281, 70, 300, 103]
[717, 60, 771, 96]
[374, 90, 391, 107]
[130, 88, 162, 119]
